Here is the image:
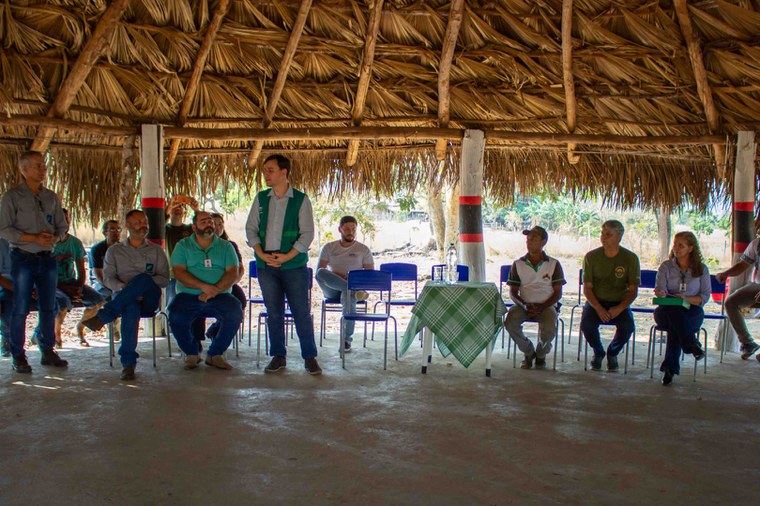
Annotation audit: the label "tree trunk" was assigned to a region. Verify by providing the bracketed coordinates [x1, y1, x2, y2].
[444, 182, 460, 251]
[427, 187, 445, 258]
[655, 206, 671, 263]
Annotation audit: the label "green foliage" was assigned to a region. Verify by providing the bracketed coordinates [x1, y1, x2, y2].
[396, 193, 418, 214]
[681, 209, 731, 236]
[213, 182, 254, 214]
[485, 193, 601, 234]
[311, 194, 377, 246]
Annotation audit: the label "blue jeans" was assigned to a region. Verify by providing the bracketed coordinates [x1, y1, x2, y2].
[168, 292, 242, 357]
[258, 265, 317, 359]
[0, 287, 12, 351]
[9, 250, 57, 355]
[206, 284, 246, 339]
[581, 301, 635, 358]
[95, 273, 162, 366]
[654, 305, 704, 375]
[168, 278, 205, 348]
[315, 268, 357, 342]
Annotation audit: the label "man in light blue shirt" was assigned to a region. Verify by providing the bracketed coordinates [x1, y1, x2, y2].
[169, 211, 242, 371]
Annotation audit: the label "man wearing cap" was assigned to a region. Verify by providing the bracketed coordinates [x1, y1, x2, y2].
[580, 220, 641, 371]
[504, 226, 566, 369]
[0, 151, 69, 373]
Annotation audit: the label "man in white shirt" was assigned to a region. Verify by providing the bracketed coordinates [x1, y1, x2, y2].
[504, 226, 566, 369]
[316, 216, 374, 352]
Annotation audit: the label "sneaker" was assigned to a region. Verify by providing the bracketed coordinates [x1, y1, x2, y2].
[184, 354, 201, 370]
[520, 353, 535, 369]
[662, 369, 675, 386]
[355, 290, 369, 302]
[607, 355, 619, 371]
[82, 314, 106, 333]
[40, 349, 68, 367]
[120, 365, 136, 381]
[590, 354, 604, 371]
[264, 356, 287, 373]
[12, 354, 32, 373]
[740, 341, 760, 360]
[342, 341, 352, 354]
[205, 355, 233, 370]
[535, 356, 546, 369]
[305, 357, 322, 375]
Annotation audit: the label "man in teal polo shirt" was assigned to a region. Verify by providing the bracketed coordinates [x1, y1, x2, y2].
[245, 154, 321, 375]
[168, 211, 242, 371]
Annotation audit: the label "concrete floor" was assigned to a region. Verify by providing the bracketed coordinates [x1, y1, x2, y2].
[1, 332, 759, 506]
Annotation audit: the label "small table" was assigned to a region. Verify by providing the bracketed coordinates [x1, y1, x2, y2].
[399, 281, 507, 376]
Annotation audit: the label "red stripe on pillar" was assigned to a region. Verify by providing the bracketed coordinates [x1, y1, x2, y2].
[459, 196, 482, 205]
[734, 202, 754, 212]
[734, 241, 749, 253]
[141, 197, 166, 208]
[460, 233, 483, 243]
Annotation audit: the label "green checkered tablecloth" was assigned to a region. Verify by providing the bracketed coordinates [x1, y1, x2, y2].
[400, 281, 507, 368]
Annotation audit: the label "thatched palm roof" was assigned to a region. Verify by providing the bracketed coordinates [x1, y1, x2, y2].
[0, 0, 759, 222]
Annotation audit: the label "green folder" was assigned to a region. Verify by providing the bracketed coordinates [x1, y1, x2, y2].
[653, 297, 690, 309]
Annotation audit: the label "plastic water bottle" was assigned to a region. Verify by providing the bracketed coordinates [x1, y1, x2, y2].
[446, 242, 458, 283]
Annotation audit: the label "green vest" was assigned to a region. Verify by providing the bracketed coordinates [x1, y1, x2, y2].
[257, 188, 308, 270]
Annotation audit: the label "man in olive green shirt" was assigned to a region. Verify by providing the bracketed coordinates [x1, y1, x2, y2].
[580, 220, 641, 371]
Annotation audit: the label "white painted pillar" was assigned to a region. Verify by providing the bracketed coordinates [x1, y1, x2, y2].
[458, 129, 486, 282]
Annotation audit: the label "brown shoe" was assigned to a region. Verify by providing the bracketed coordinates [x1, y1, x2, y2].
[184, 355, 201, 370]
[120, 365, 136, 381]
[305, 357, 322, 376]
[205, 355, 233, 370]
[82, 315, 106, 333]
[40, 349, 68, 367]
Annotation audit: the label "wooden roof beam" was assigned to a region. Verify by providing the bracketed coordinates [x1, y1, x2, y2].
[346, 0, 385, 167]
[435, 0, 465, 161]
[247, 0, 313, 170]
[166, 0, 231, 168]
[674, 0, 726, 175]
[30, 0, 129, 152]
[561, 0, 580, 165]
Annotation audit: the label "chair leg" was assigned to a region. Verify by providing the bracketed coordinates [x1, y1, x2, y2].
[339, 317, 346, 370]
[152, 316, 157, 368]
[108, 322, 114, 367]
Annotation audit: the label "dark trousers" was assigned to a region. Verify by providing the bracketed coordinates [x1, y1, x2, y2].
[9, 250, 57, 355]
[581, 301, 635, 358]
[654, 305, 704, 375]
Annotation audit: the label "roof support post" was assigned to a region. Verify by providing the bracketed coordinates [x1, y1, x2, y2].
[721, 131, 757, 353]
[139, 124, 166, 336]
[458, 129, 486, 283]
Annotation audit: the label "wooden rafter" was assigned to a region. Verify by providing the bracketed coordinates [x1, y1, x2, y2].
[30, 0, 129, 152]
[561, 0, 580, 165]
[247, 0, 313, 170]
[674, 0, 726, 175]
[435, 0, 465, 161]
[166, 0, 231, 168]
[346, 0, 385, 167]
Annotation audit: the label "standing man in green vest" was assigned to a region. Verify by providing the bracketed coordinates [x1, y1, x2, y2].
[245, 154, 321, 375]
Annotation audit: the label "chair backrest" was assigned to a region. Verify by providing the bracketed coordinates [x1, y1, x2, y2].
[576, 268, 583, 304]
[380, 262, 418, 299]
[348, 270, 392, 294]
[709, 274, 727, 310]
[499, 264, 511, 297]
[248, 260, 258, 299]
[640, 269, 657, 289]
[431, 264, 470, 282]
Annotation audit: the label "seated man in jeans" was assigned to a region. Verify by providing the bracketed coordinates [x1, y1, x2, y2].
[168, 211, 242, 371]
[315, 215, 374, 352]
[580, 220, 640, 371]
[82, 209, 170, 380]
[504, 226, 565, 369]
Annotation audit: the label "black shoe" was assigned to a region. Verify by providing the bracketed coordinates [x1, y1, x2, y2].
[740, 341, 759, 360]
[120, 365, 136, 381]
[692, 346, 705, 362]
[82, 315, 105, 332]
[12, 354, 32, 373]
[305, 357, 322, 375]
[590, 354, 604, 371]
[662, 369, 675, 386]
[520, 353, 535, 369]
[264, 356, 287, 373]
[341, 341, 352, 353]
[1, 345, 10, 357]
[607, 355, 619, 371]
[40, 349, 68, 367]
[534, 356, 546, 369]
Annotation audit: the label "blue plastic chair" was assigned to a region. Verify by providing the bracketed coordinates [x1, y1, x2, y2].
[319, 271, 368, 347]
[247, 260, 265, 346]
[341, 270, 398, 370]
[498, 264, 514, 350]
[378, 263, 418, 310]
[627, 269, 659, 365]
[431, 264, 470, 282]
[107, 308, 171, 368]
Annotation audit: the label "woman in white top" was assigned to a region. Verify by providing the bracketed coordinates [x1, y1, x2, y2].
[653, 231, 711, 386]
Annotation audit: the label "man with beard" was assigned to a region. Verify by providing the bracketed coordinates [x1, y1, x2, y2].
[168, 211, 242, 371]
[315, 215, 374, 353]
[82, 209, 170, 380]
